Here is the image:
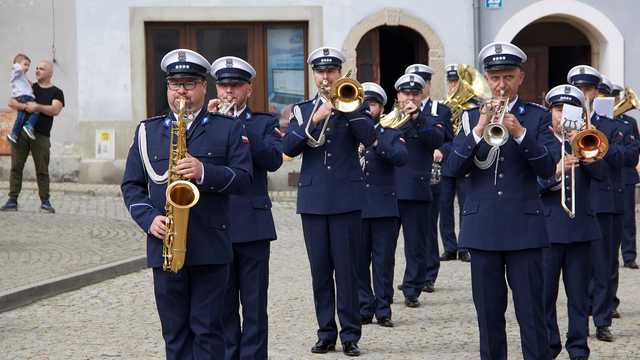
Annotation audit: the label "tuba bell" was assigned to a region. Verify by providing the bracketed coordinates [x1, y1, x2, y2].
[305, 70, 364, 147]
[444, 64, 492, 134]
[613, 87, 640, 118]
[163, 97, 201, 273]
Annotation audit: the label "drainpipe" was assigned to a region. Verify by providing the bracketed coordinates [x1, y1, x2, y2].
[473, 0, 481, 67]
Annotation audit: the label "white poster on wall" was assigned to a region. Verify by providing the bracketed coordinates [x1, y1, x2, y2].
[95, 128, 115, 160]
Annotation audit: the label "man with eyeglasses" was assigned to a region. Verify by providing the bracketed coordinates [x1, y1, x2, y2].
[121, 49, 252, 360]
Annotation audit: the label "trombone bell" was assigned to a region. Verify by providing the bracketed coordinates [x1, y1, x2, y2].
[571, 129, 609, 160]
[331, 77, 364, 113]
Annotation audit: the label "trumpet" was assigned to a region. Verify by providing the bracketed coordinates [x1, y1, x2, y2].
[214, 95, 237, 116]
[379, 100, 418, 129]
[481, 90, 510, 147]
[305, 70, 364, 147]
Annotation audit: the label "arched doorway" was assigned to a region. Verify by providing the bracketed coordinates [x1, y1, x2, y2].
[513, 20, 591, 104]
[494, 0, 624, 95]
[356, 25, 429, 112]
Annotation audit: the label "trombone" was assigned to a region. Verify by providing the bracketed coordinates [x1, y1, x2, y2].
[560, 101, 609, 218]
[305, 70, 364, 147]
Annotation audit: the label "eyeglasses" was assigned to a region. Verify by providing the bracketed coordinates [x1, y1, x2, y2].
[167, 80, 201, 91]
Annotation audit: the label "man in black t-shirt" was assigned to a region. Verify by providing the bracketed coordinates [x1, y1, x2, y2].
[2, 60, 64, 213]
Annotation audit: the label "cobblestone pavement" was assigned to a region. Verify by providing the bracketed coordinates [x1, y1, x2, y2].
[0, 185, 142, 292]
[1, 189, 639, 359]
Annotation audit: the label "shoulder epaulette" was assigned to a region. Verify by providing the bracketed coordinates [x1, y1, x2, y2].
[527, 102, 548, 111]
[140, 115, 165, 123]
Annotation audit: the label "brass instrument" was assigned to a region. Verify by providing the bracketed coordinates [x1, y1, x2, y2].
[163, 97, 201, 273]
[613, 87, 639, 118]
[305, 70, 364, 147]
[217, 95, 237, 116]
[482, 90, 510, 147]
[560, 101, 608, 218]
[571, 100, 609, 161]
[379, 101, 417, 129]
[444, 64, 492, 134]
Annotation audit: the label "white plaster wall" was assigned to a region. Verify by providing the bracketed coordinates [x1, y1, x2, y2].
[74, 0, 474, 123]
[0, 0, 79, 146]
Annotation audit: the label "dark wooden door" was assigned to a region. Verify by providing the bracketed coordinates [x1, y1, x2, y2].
[520, 46, 549, 104]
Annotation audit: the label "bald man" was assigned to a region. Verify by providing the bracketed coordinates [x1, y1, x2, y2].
[2, 60, 65, 213]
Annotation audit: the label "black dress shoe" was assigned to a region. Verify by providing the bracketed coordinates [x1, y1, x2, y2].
[611, 309, 621, 319]
[596, 326, 614, 342]
[624, 260, 639, 269]
[405, 297, 420, 308]
[311, 339, 336, 353]
[377, 317, 394, 327]
[342, 341, 360, 357]
[422, 281, 435, 293]
[360, 316, 373, 325]
[439, 251, 457, 261]
[459, 251, 471, 262]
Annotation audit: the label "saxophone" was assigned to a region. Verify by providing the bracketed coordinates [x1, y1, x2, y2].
[163, 97, 200, 272]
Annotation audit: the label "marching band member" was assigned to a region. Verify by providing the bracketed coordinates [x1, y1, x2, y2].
[595, 75, 640, 321]
[209, 56, 283, 360]
[356, 82, 408, 328]
[282, 46, 376, 357]
[121, 49, 252, 359]
[439, 63, 471, 263]
[393, 73, 444, 306]
[567, 65, 630, 341]
[540, 85, 603, 360]
[404, 64, 453, 290]
[443, 42, 558, 360]
[612, 84, 640, 270]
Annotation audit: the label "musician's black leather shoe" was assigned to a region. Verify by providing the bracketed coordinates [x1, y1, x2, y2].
[405, 297, 420, 308]
[623, 260, 639, 269]
[596, 326, 614, 342]
[377, 317, 394, 327]
[0, 198, 17, 211]
[439, 251, 457, 261]
[611, 309, 621, 319]
[342, 342, 360, 357]
[459, 251, 471, 262]
[422, 281, 435, 293]
[311, 339, 335, 353]
[360, 316, 373, 325]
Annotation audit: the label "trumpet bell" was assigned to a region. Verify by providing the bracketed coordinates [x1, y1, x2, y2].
[572, 128, 609, 160]
[614, 87, 640, 118]
[330, 77, 364, 113]
[483, 123, 509, 147]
